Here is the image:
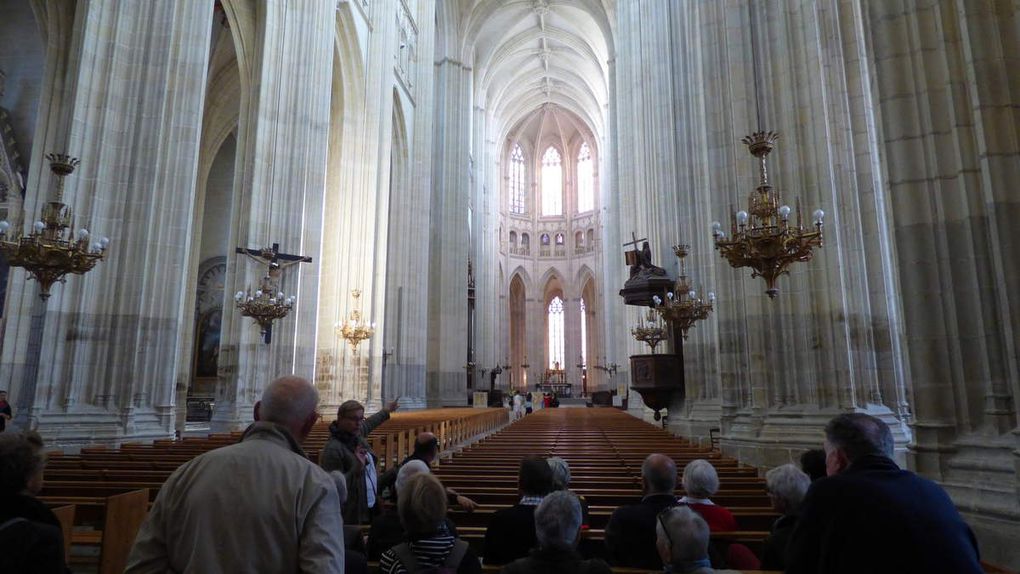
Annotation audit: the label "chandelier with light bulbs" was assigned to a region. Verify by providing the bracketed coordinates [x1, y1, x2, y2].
[234, 267, 296, 340]
[0, 153, 109, 300]
[631, 307, 667, 354]
[337, 289, 375, 354]
[711, 131, 824, 298]
[652, 244, 714, 339]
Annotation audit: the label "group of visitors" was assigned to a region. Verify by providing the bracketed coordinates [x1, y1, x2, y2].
[0, 374, 988, 573]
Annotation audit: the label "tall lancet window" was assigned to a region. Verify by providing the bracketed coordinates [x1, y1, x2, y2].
[577, 142, 594, 212]
[541, 147, 562, 216]
[509, 144, 526, 214]
[580, 298, 588, 365]
[548, 296, 565, 369]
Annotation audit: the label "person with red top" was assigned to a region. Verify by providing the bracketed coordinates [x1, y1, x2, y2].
[679, 459, 738, 531]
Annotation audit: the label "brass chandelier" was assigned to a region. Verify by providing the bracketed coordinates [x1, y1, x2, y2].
[631, 307, 667, 354]
[0, 153, 109, 300]
[651, 244, 714, 339]
[711, 3, 824, 299]
[234, 266, 296, 339]
[712, 131, 824, 298]
[337, 289, 375, 354]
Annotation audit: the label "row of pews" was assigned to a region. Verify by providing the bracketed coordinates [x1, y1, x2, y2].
[36, 407, 507, 574]
[430, 408, 780, 573]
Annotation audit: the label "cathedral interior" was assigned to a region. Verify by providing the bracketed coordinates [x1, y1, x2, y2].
[0, 0, 1017, 566]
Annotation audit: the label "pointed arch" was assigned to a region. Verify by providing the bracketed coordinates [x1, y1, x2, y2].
[508, 265, 533, 292]
[538, 267, 565, 295]
[575, 264, 595, 288]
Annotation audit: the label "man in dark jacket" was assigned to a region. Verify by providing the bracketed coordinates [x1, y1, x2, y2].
[786, 413, 983, 574]
[603, 453, 679, 569]
[483, 457, 554, 565]
[319, 398, 399, 525]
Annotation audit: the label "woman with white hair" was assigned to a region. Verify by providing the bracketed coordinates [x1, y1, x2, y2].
[761, 463, 810, 570]
[499, 491, 611, 574]
[679, 459, 738, 532]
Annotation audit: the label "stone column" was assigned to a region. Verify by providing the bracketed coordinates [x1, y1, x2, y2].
[428, 53, 471, 406]
[212, 0, 333, 429]
[383, 0, 436, 410]
[864, 0, 1020, 565]
[0, 0, 213, 445]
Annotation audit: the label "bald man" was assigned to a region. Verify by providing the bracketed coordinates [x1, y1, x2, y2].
[126, 376, 344, 574]
[604, 453, 680, 569]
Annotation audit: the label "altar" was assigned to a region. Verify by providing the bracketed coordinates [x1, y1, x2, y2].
[537, 367, 572, 397]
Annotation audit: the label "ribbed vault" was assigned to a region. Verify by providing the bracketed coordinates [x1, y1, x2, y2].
[459, 0, 613, 139]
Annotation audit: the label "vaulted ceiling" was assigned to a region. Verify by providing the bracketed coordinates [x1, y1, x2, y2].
[457, 0, 614, 141]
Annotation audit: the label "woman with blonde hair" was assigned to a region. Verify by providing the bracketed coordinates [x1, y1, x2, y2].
[379, 472, 481, 574]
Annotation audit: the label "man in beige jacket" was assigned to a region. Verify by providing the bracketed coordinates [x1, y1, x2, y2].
[125, 376, 344, 573]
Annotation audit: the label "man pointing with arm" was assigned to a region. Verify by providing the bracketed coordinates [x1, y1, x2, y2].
[320, 398, 399, 525]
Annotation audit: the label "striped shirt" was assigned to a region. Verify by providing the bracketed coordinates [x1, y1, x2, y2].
[519, 495, 544, 506]
[379, 534, 456, 574]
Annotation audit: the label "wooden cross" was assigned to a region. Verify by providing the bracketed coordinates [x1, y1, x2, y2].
[235, 242, 312, 343]
[623, 232, 647, 265]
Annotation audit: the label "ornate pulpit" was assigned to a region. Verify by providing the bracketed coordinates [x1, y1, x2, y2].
[629, 353, 683, 421]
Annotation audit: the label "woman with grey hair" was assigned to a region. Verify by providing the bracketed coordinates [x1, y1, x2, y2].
[679, 459, 738, 532]
[499, 491, 611, 574]
[547, 457, 591, 529]
[761, 463, 810, 570]
[0, 431, 68, 573]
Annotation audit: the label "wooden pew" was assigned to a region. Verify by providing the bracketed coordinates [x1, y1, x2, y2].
[48, 504, 75, 565]
[39, 489, 148, 574]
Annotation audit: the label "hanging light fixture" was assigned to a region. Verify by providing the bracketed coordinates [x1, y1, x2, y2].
[631, 307, 667, 354]
[234, 265, 296, 340]
[711, 3, 824, 298]
[0, 153, 109, 300]
[652, 244, 714, 338]
[337, 289, 375, 354]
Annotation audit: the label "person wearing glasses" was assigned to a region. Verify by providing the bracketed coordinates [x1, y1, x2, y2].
[656, 506, 739, 574]
[320, 398, 400, 525]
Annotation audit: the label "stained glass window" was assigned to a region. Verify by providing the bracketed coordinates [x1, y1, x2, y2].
[541, 147, 562, 216]
[548, 296, 565, 369]
[510, 144, 526, 214]
[580, 298, 588, 366]
[577, 142, 594, 212]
